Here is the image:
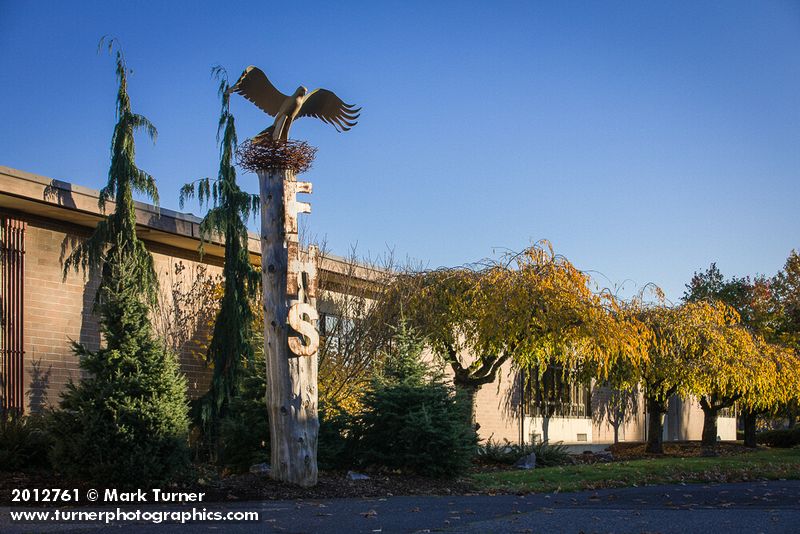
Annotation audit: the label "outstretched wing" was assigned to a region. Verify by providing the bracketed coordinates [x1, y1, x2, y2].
[229, 66, 288, 117]
[298, 89, 361, 132]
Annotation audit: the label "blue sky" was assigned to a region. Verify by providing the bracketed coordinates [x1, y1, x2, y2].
[1, 1, 798, 300]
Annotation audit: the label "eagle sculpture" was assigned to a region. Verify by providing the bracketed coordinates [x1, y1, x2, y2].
[229, 66, 360, 142]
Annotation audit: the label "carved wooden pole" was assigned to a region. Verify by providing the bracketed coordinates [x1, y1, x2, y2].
[228, 64, 359, 487]
[256, 152, 319, 487]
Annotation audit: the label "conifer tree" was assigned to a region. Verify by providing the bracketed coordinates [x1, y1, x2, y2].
[180, 66, 260, 430]
[52, 39, 190, 484]
[375, 320, 430, 387]
[354, 321, 476, 477]
[64, 39, 159, 304]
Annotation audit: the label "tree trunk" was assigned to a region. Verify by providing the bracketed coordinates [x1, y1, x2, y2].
[610, 403, 623, 445]
[700, 404, 719, 449]
[787, 406, 797, 429]
[645, 397, 667, 454]
[259, 167, 318, 487]
[743, 409, 758, 448]
[456, 382, 481, 431]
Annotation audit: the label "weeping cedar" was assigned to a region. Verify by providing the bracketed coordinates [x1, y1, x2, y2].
[54, 39, 190, 485]
[180, 66, 260, 435]
[63, 40, 159, 301]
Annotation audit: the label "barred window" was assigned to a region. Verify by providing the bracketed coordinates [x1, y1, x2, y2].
[1, 215, 26, 414]
[525, 364, 591, 418]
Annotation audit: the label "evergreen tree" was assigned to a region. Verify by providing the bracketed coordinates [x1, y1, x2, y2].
[52, 39, 190, 485]
[63, 38, 159, 305]
[375, 320, 430, 387]
[51, 248, 190, 484]
[180, 66, 260, 431]
[217, 350, 270, 472]
[353, 321, 477, 477]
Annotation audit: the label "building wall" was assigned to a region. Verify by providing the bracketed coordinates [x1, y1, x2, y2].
[665, 396, 701, 441]
[524, 416, 594, 444]
[476, 372, 651, 446]
[664, 396, 736, 441]
[24, 218, 99, 412]
[451, 357, 734, 446]
[419, 345, 728, 446]
[718, 416, 737, 440]
[474, 360, 519, 443]
[147, 241, 222, 399]
[22, 216, 221, 411]
[590, 385, 646, 444]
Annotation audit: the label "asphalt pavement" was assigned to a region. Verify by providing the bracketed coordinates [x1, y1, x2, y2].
[2, 480, 798, 533]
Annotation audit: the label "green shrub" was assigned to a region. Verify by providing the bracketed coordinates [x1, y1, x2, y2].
[351, 321, 477, 477]
[0, 413, 52, 471]
[318, 402, 355, 470]
[354, 382, 475, 476]
[756, 427, 800, 448]
[475, 436, 521, 464]
[476, 436, 571, 467]
[530, 440, 571, 467]
[49, 254, 191, 486]
[216, 365, 270, 473]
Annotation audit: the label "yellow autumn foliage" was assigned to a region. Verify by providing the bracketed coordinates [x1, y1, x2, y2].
[381, 241, 648, 391]
[624, 296, 800, 413]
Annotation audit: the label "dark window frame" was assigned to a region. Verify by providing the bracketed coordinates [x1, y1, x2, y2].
[524, 363, 591, 418]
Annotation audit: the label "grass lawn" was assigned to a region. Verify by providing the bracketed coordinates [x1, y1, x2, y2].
[471, 447, 800, 494]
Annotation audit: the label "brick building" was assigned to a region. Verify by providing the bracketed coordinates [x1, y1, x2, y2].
[0, 165, 735, 446]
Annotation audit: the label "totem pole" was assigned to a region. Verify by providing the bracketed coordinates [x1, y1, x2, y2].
[231, 66, 359, 487]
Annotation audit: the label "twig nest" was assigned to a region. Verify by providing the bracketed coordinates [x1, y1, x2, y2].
[237, 138, 317, 175]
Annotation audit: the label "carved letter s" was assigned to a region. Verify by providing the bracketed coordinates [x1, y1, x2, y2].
[288, 302, 319, 357]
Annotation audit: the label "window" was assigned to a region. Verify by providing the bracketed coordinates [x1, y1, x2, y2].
[0, 215, 25, 414]
[524, 364, 591, 418]
[319, 312, 354, 353]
